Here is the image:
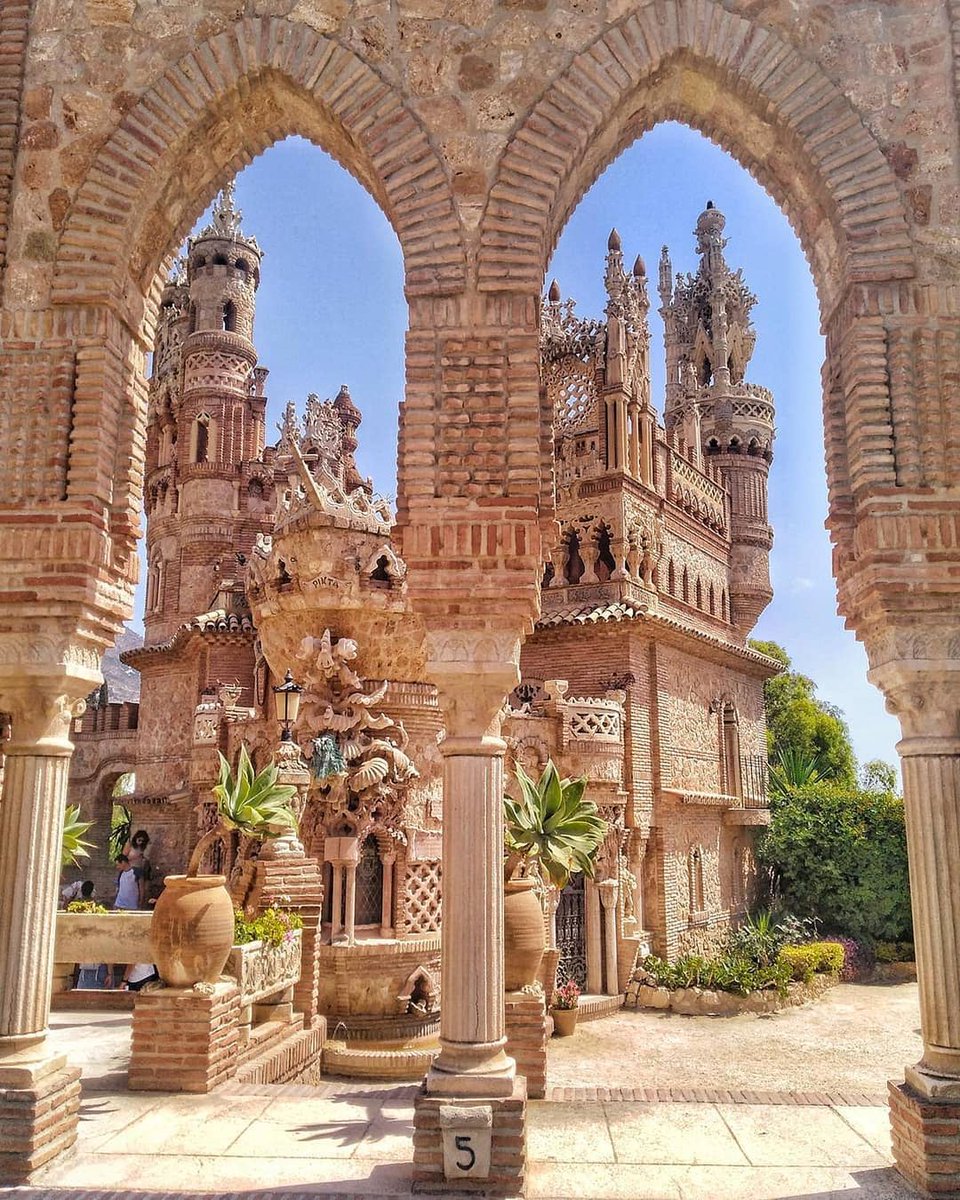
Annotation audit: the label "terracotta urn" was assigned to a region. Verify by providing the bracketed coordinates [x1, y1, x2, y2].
[503, 876, 546, 991]
[151, 875, 235, 987]
[551, 1006, 578, 1037]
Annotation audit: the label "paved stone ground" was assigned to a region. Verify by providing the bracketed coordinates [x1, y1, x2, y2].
[6, 983, 923, 1199]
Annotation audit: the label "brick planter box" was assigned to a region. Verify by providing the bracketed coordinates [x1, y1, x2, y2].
[632, 971, 838, 1016]
[226, 931, 302, 1004]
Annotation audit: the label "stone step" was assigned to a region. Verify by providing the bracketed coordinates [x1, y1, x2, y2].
[576, 993, 624, 1021]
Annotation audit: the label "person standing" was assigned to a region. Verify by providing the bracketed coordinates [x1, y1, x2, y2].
[113, 854, 145, 910]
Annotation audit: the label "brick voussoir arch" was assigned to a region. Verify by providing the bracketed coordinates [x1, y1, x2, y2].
[52, 17, 464, 327]
[479, 1, 915, 316]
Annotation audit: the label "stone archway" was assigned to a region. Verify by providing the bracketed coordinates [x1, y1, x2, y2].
[1, 1, 959, 1193]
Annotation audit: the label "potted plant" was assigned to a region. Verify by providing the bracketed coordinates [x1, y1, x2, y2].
[551, 978, 581, 1036]
[502, 759, 607, 990]
[150, 745, 298, 988]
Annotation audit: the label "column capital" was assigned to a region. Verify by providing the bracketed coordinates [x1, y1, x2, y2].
[425, 627, 522, 744]
[868, 660, 960, 750]
[0, 625, 101, 752]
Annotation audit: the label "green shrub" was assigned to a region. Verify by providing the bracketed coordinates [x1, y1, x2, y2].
[233, 906, 303, 948]
[875, 941, 915, 964]
[641, 953, 790, 997]
[777, 941, 844, 983]
[758, 782, 912, 944]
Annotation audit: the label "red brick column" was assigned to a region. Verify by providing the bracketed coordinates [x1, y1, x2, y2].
[505, 990, 548, 1100]
[128, 982, 241, 1093]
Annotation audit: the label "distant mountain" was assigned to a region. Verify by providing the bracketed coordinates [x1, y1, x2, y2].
[98, 626, 143, 704]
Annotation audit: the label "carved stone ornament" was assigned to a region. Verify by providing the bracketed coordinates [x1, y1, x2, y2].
[225, 929, 302, 1005]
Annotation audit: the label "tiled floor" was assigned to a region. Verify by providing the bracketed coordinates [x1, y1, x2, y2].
[7, 989, 925, 1200]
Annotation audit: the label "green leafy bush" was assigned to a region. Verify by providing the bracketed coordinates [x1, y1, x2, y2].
[875, 941, 915, 964]
[757, 781, 912, 944]
[233, 906, 303, 948]
[641, 953, 790, 997]
[777, 941, 844, 983]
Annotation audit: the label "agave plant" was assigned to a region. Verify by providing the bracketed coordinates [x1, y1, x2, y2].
[186, 744, 298, 876]
[62, 804, 95, 869]
[503, 759, 607, 889]
[769, 747, 823, 797]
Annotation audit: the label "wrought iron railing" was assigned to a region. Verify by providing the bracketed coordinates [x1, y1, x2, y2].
[740, 753, 769, 808]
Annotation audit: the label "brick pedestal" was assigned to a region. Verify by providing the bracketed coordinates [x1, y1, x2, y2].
[0, 1055, 81, 1182]
[129, 982, 241, 1093]
[505, 990, 547, 1100]
[891, 1079, 960, 1196]
[412, 1077, 526, 1196]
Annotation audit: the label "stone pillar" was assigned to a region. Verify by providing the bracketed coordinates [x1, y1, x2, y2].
[381, 853, 396, 937]
[0, 680, 89, 1181]
[585, 879, 603, 995]
[329, 863, 343, 942]
[544, 886, 560, 950]
[413, 630, 526, 1195]
[344, 863, 357, 946]
[598, 879, 619, 996]
[871, 664, 960, 1195]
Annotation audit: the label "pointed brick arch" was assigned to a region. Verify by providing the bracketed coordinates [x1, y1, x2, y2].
[52, 18, 464, 333]
[479, 0, 915, 318]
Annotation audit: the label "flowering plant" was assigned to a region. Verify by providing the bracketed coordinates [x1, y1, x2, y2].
[233, 906, 303, 948]
[552, 978, 581, 1010]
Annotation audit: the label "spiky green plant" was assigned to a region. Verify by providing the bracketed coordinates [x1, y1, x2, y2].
[503, 760, 607, 889]
[769, 746, 824, 798]
[187, 744, 298, 876]
[62, 804, 95, 869]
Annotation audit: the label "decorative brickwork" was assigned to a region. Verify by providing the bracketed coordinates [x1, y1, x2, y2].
[890, 1080, 960, 1197]
[505, 990, 548, 1101]
[0, 1060, 81, 1183]
[128, 982, 241, 1094]
[413, 1078, 526, 1197]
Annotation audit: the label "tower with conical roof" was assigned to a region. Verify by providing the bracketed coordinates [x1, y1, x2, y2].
[659, 202, 775, 634]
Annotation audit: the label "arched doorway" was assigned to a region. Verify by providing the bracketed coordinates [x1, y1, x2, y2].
[556, 872, 587, 991]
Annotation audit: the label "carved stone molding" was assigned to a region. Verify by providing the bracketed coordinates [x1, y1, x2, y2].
[425, 628, 523, 742]
[870, 662, 960, 747]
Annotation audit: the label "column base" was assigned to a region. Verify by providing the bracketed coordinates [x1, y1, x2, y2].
[0, 1053, 81, 1182]
[413, 1077, 527, 1196]
[427, 1039, 516, 1097]
[505, 989, 547, 1100]
[891, 1076, 960, 1197]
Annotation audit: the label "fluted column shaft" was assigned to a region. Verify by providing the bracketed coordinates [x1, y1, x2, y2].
[429, 737, 513, 1092]
[900, 739, 960, 1077]
[0, 695, 76, 1054]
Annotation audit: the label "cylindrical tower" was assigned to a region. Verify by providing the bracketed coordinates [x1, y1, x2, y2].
[143, 184, 268, 643]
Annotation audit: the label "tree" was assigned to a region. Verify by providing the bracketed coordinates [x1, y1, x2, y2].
[748, 639, 857, 786]
[861, 758, 898, 794]
[758, 780, 912, 944]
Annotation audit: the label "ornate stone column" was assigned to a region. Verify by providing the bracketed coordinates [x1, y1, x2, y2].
[598, 879, 619, 997]
[380, 853, 396, 937]
[585, 879, 603, 994]
[871, 659, 960, 1194]
[424, 632, 520, 1095]
[0, 664, 93, 1180]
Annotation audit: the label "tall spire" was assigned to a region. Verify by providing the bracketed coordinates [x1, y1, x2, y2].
[210, 181, 243, 238]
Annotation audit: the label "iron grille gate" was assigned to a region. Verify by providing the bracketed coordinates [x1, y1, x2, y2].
[355, 837, 383, 926]
[556, 871, 587, 989]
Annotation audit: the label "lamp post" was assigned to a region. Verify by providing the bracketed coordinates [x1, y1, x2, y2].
[267, 668, 307, 858]
[272, 668, 302, 744]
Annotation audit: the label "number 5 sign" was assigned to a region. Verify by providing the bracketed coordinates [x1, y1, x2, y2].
[439, 1104, 493, 1180]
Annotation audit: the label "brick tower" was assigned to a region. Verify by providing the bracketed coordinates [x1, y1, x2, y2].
[143, 183, 269, 645]
[659, 202, 775, 636]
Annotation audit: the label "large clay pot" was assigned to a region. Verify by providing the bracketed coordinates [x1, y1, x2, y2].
[503, 876, 546, 991]
[150, 875, 235, 987]
[551, 1007, 578, 1037]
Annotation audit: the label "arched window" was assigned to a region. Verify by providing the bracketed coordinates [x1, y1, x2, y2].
[695, 577, 703, 609]
[147, 557, 164, 613]
[722, 702, 742, 799]
[355, 836, 383, 927]
[222, 300, 237, 333]
[708, 582, 716, 616]
[248, 477, 264, 500]
[681, 566, 689, 604]
[564, 529, 585, 584]
[594, 523, 616, 582]
[370, 554, 392, 583]
[667, 559, 676, 596]
[187, 302, 197, 334]
[688, 846, 705, 914]
[193, 413, 212, 464]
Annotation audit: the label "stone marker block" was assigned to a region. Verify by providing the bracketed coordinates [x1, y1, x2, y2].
[440, 1103, 493, 1180]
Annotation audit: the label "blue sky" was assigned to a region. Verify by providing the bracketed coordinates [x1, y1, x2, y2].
[149, 125, 901, 772]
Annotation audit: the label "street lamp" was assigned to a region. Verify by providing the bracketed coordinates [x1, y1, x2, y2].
[272, 669, 302, 742]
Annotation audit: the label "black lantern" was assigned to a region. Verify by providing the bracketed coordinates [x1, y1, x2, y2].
[272, 669, 303, 742]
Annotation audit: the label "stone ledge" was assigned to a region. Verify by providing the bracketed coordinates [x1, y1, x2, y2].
[629, 972, 837, 1016]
